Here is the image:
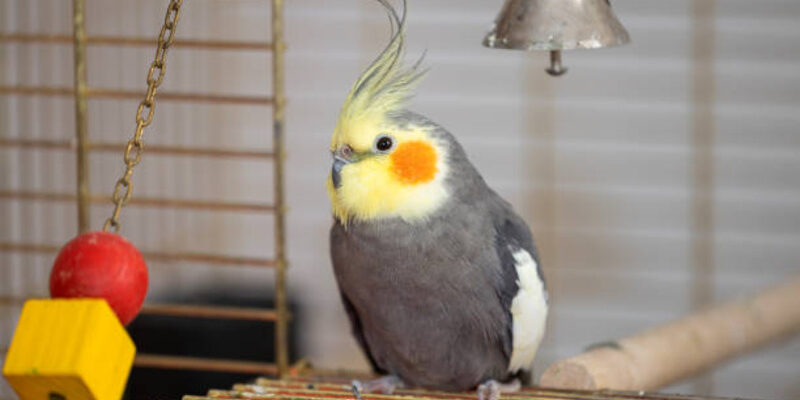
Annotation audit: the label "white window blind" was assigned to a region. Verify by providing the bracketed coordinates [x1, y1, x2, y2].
[1, 1, 798, 399]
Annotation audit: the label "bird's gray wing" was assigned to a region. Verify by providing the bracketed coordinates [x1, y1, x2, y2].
[339, 290, 388, 374]
[491, 205, 544, 375]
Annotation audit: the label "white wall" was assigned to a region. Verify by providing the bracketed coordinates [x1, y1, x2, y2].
[1, 1, 799, 399]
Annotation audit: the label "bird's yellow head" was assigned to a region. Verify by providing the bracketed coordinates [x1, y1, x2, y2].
[327, 0, 448, 225]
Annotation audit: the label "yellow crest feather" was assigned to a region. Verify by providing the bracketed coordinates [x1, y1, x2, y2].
[334, 0, 427, 142]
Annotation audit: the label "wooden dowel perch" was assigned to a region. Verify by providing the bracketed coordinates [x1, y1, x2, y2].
[540, 275, 800, 391]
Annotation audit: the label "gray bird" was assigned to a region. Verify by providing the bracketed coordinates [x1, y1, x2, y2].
[326, 1, 547, 399]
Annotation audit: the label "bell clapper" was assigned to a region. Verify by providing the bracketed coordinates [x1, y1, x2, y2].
[545, 50, 568, 76]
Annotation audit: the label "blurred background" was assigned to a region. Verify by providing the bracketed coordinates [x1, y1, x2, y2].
[1, 0, 799, 399]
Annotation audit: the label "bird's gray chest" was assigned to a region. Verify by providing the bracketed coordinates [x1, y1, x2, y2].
[333, 221, 468, 325]
[331, 216, 509, 389]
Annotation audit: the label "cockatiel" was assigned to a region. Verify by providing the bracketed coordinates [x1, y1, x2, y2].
[327, 1, 547, 399]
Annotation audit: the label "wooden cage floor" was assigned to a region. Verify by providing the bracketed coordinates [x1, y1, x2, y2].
[182, 377, 751, 400]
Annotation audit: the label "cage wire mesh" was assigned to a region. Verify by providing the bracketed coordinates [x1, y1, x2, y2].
[0, 0, 289, 396]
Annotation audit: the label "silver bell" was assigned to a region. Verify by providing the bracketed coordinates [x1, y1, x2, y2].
[483, 0, 631, 76]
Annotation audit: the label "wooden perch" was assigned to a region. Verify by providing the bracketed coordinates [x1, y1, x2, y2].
[540, 275, 800, 391]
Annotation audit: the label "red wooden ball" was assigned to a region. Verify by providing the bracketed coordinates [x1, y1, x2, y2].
[50, 231, 148, 325]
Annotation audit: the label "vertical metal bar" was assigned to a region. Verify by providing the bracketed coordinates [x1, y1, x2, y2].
[690, 0, 716, 395]
[271, 0, 289, 378]
[72, 0, 90, 233]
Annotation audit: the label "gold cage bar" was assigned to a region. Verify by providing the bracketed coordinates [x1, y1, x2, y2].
[134, 354, 278, 375]
[73, 0, 90, 232]
[0, 33, 272, 51]
[140, 303, 280, 322]
[0, 296, 281, 322]
[0, 85, 272, 106]
[0, 190, 275, 213]
[0, 242, 276, 268]
[271, 0, 290, 378]
[0, 137, 274, 159]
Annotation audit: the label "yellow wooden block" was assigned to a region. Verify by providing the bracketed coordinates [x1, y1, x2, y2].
[2, 299, 136, 400]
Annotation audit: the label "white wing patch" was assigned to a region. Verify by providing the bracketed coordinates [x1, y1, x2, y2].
[507, 247, 548, 373]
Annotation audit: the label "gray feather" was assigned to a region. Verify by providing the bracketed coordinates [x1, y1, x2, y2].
[339, 290, 388, 374]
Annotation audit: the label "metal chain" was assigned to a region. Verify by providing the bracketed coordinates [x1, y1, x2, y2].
[104, 0, 184, 232]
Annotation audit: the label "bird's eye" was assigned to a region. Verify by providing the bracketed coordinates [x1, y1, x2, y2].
[374, 135, 394, 153]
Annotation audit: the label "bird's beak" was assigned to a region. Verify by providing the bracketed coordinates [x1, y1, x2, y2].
[332, 145, 356, 189]
[331, 155, 349, 189]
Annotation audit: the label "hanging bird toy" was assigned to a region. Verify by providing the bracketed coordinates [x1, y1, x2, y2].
[2, 2, 184, 399]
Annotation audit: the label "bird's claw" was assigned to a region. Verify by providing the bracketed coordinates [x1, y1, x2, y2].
[351, 381, 364, 400]
[477, 381, 500, 400]
[352, 375, 404, 395]
[477, 378, 520, 400]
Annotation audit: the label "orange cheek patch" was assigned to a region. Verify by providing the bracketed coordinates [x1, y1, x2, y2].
[390, 140, 438, 185]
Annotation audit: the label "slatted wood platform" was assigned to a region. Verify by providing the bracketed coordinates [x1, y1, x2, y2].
[182, 377, 750, 400]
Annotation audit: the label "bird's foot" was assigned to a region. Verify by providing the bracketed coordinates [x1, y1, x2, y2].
[352, 375, 405, 396]
[477, 378, 521, 400]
